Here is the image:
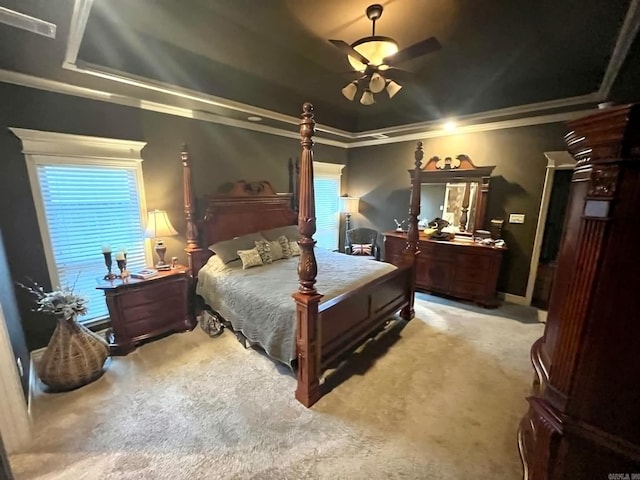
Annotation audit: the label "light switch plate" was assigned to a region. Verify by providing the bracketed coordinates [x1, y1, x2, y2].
[509, 214, 525, 224]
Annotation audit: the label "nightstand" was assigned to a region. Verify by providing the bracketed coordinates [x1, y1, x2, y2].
[96, 266, 196, 355]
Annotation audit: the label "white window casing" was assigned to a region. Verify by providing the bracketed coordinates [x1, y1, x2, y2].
[10, 128, 149, 324]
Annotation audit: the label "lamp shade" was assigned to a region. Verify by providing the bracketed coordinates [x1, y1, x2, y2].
[386, 80, 402, 98]
[369, 72, 386, 93]
[340, 196, 360, 214]
[341, 81, 358, 101]
[144, 210, 178, 238]
[347, 37, 399, 72]
[360, 90, 375, 106]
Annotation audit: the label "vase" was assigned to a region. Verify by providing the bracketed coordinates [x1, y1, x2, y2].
[37, 315, 109, 391]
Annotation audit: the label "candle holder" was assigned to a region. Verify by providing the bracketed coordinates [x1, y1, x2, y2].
[102, 252, 117, 281]
[116, 258, 127, 278]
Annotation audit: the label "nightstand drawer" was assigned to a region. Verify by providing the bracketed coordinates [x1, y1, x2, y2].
[118, 277, 186, 309]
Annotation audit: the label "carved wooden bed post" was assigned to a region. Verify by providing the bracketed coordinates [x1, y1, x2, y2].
[292, 103, 323, 407]
[400, 141, 422, 320]
[181, 144, 207, 277]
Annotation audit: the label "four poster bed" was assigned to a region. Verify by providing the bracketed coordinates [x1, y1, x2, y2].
[180, 103, 423, 407]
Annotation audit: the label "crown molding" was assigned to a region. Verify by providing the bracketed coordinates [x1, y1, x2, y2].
[0, 68, 602, 150]
[599, 0, 640, 98]
[345, 109, 597, 148]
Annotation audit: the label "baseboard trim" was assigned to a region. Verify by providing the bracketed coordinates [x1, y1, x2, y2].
[499, 292, 529, 306]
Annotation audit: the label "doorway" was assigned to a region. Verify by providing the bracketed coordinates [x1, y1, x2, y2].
[525, 152, 576, 309]
[531, 169, 572, 309]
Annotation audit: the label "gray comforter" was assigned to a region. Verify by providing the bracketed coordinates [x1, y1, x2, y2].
[196, 248, 396, 367]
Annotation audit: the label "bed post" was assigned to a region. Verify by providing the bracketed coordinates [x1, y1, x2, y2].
[400, 141, 423, 320]
[292, 103, 323, 408]
[181, 144, 206, 278]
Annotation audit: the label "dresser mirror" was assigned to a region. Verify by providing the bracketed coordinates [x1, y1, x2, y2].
[420, 181, 479, 234]
[409, 154, 495, 235]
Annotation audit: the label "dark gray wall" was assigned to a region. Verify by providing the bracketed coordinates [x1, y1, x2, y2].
[0, 82, 346, 350]
[346, 124, 569, 296]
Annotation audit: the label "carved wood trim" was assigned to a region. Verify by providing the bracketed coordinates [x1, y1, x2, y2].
[181, 144, 200, 252]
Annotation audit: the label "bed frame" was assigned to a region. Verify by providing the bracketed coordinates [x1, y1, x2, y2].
[180, 103, 423, 407]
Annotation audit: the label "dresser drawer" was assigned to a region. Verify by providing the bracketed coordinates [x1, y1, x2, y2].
[455, 252, 491, 271]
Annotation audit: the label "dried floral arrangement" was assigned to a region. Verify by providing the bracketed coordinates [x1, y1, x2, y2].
[18, 275, 88, 320]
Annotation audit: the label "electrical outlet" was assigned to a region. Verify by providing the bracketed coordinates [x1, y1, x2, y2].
[16, 357, 24, 377]
[509, 214, 525, 224]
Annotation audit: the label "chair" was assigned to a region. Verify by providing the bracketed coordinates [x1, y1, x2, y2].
[345, 227, 380, 260]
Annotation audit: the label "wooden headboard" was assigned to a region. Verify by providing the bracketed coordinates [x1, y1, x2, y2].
[180, 145, 299, 276]
[202, 180, 297, 246]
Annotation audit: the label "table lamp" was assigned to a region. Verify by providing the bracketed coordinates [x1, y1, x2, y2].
[144, 210, 178, 270]
[340, 196, 360, 232]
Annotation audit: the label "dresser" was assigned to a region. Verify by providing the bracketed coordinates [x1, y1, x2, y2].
[384, 232, 504, 307]
[517, 104, 640, 478]
[96, 267, 196, 355]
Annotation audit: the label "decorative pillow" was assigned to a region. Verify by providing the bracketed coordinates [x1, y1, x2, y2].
[254, 240, 273, 264]
[208, 232, 266, 264]
[352, 243, 373, 256]
[269, 239, 285, 261]
[261, 225, 301, 242]
[278, 235, 292, 258]
[237, 248, 264, 269]
[289, 240, 301, 257]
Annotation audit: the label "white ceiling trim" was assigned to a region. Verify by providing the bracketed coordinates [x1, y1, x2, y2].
[0, 69, 601, 150]
[599, 0, 640, 98]
[62, 0, 94, 68]
[345, 110, 597, 148]
[0, 69, 346, 148]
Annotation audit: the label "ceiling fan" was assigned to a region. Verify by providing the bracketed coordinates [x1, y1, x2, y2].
[329, 4, 442, 105]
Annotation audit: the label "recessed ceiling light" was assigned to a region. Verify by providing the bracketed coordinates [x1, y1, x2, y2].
[443, 120, 457, 131]
[247, 116, 262, 122]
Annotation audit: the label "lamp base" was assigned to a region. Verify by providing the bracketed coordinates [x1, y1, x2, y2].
[154, 240, 170, 271]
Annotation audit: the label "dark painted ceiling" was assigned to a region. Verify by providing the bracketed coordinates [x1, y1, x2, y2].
[0, 0, 638, 133]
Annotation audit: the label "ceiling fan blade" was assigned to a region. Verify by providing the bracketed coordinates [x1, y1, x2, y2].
[329, 39, 370, 66]
[384, 36, 442, 66]
[383, 67, 414, 82]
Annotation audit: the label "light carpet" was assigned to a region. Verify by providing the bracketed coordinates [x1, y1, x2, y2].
[11, 294, 543, 480]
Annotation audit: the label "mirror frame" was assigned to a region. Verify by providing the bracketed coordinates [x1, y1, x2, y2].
[408, 154, 495, 234]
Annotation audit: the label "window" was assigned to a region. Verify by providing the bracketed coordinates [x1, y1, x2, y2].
[313, 162, 344, 250]
[11, 129, 149, 325]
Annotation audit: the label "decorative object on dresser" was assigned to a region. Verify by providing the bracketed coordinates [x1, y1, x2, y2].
[517, 104, 640, 478]
[144, 209, 178, 271]
[96, 266, 196, 355]
[19, 279, 108, 391]
[181, 102, 420, 407]
[385, 147, 503, 307]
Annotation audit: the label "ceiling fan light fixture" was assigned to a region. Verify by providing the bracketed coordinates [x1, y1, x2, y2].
[360, 89, 375, 106]
[347, 36, 398, 71]
[386, 80, 402, 98]
[369, 72, 386, 93]
[341, 81, 358, 101]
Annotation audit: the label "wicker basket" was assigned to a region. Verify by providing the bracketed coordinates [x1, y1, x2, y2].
[38, 315, 109, 391]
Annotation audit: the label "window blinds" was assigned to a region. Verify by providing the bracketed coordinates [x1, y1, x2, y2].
[37, 164, 146, 322]
[314, 177, 340, 250]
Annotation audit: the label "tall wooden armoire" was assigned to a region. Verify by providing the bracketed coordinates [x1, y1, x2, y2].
[518, 104, 640, 479]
